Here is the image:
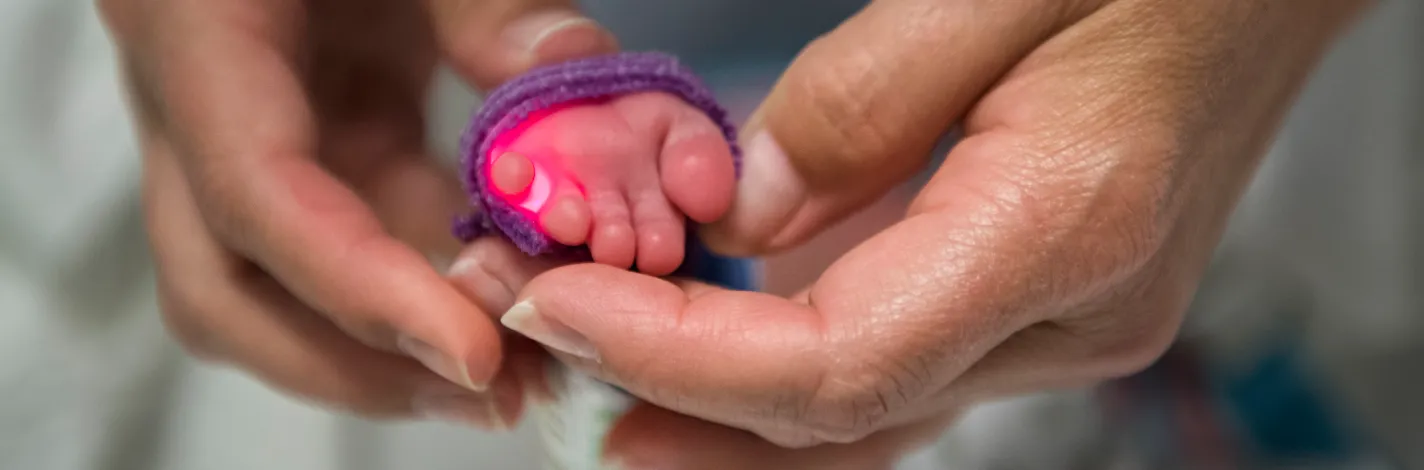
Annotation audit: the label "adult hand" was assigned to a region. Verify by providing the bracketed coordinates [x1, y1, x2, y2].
[497, 0, 1374, 461]
[101, 0, 614, 427]
[449, 238, 951, 470]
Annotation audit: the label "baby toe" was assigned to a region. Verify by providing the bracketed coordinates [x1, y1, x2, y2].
[630, 189, 687, 276]
[491, 152, 537, 198]
[585, 189, 637, 269]
[536, 181, 592, 246]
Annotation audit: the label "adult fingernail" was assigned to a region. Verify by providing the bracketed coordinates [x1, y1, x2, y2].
[501, 300, 599, 362]
[448, 257, 517, 314]
[502, 11, 611, 60]
[412, 389, 508, 430]
[703, 129, 807, 255]
[398, 335, 488, 392]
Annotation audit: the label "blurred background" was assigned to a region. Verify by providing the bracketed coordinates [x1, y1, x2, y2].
[2, 0, 1420, 469]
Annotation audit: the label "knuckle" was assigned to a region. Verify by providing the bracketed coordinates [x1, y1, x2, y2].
[800, 78, 894, 162]
[776, 41, 915, 186]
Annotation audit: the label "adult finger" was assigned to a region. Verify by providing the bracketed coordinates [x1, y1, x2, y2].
[602, 404, 953, 470]
[148, 1, 503, 391]
[144, 135, 522, 426]
[446, 237, 567, 402]
[425, 0, 619, 90]
[701, 0, 1105, 255]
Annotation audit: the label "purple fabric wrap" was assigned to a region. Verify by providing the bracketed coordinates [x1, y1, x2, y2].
[453, 52, 741, 257]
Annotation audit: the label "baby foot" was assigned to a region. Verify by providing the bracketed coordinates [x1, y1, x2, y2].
[485, 92, 737, 275]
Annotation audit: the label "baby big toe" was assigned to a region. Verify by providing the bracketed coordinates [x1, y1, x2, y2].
[491, 152, 537, 197]
[659, 118, 736, 224]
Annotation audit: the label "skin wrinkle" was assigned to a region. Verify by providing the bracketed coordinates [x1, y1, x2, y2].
[1054, 153, 1175, 299]
[861, 2, 958, 144]
[805, 379, 885, 444]
[867, 392, 891, 438]
[899, 170, 1110, 401]
[862, 360, 911, 426]
[792, 44, 904, 189]
[862, 344, 950, 428]
[811, 256, 1007, 441]
[963, 77, 1191, 313]
[757, 309, 829, 430]
[883, 362, 917, 409]
[921, 193, 1056, 316]
[860, 273, 996, 364]
[786, 332, 906, 444]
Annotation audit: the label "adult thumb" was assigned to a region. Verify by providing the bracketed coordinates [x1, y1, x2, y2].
[701, 0, 1097, 256]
